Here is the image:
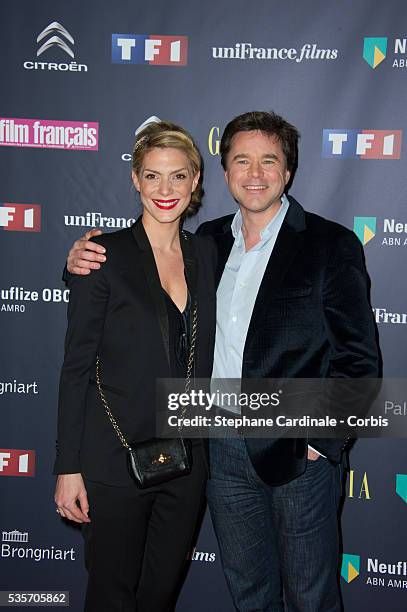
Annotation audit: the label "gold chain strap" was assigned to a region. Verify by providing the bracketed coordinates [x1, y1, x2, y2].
[95, 301, 198, 448]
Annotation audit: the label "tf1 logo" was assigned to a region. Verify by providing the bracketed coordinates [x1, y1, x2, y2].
[322, 129, 402, 159]
[0, 449, 36, 477]
[112, 34, 188, 65]
[0, 204, 41, 232]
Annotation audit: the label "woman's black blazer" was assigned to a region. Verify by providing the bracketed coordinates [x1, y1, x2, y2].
[54, 217, 217, 485]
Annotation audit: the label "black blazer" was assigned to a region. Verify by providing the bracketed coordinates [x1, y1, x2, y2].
[54, 218, 217, 485]
[198, 196, 380, 485]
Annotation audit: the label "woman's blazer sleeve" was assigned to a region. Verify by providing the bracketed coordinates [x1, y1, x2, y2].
[54, 257, 110, 474]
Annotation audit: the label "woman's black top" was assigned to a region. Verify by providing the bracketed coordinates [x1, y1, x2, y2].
[162, 289, 191, 379]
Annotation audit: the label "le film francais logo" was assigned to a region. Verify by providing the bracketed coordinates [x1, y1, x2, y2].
[363, 38, 387, 69]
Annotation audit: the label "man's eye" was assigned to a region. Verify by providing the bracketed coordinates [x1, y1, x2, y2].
[237, 159, 249, 164]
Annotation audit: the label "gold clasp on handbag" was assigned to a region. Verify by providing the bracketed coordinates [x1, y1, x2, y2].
[152, 453, 172, 466]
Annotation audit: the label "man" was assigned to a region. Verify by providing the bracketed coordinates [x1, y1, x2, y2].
[66, 111, 379, 611]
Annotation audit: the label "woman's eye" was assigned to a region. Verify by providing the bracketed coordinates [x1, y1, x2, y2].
[144, 173, 157, 180]
[174, 173, 187, 180]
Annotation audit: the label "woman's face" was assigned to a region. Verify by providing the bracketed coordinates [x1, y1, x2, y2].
[132, 147, 199, 225]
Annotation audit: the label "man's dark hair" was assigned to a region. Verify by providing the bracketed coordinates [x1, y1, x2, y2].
[220, 111, 300, 173]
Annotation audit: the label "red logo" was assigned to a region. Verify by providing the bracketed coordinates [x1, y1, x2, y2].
[0, 449, 36, 476]
[149, 35, 188, 65]
[0, 203, 41, 232]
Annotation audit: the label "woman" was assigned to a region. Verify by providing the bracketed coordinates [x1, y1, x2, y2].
[54, 120, 217, 611]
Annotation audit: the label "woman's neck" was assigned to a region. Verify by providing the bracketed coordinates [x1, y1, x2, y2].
[141, 214, 181, 252]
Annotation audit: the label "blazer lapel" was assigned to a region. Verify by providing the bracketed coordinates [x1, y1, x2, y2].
[245, 197, 306, 342]
[180, 230, 199, 339]
[131, 217, 170, 367]
[214, 220, 235, 287]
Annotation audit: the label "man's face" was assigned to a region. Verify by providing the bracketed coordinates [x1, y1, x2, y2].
[224, 130, 291, 215]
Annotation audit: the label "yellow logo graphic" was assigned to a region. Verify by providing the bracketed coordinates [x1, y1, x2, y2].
[341, 554, 360, 583]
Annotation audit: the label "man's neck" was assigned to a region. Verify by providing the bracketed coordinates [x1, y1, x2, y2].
[240, 199, 282, 251]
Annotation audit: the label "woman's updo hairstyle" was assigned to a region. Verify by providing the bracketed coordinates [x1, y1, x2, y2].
[132, 120, 203, 215]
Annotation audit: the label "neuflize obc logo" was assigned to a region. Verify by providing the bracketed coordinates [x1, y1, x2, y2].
[111, 34, 188, 65]
[363, 37, 387, 68]
[396, 474, 407, 503]
[353, 217, 376, 246]
[341, 553, 360, 583]
[322, 130, 402, 159]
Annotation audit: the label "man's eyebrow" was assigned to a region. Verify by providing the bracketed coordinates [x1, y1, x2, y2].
[231, 153, 279, 161]
[231, 153, 250, 161]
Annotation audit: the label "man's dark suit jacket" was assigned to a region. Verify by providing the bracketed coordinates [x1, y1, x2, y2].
[54, 218, 217, 485]
[198, 196, 380, 486]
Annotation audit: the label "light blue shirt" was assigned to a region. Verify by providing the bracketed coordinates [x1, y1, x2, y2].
[212, 194, 289, 399]
[211, 194, 324, 457]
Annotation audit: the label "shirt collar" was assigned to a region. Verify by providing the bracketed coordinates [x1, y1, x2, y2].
[231, 194, 290, 247]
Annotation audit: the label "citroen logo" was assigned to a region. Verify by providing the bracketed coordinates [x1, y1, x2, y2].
[36, 22, 75, 58]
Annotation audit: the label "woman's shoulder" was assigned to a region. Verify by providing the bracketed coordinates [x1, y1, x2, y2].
[89, 227, 134, 250]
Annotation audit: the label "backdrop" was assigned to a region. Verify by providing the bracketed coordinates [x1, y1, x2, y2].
[1, 1, 406, 609]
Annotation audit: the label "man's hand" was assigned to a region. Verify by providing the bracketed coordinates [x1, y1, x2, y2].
[55, 473, 91, 523]
[67, 229, 106, 275]
[307, 448, 321, 461]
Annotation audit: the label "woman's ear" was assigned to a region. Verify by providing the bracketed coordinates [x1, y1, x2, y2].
[192, 171, 200, 192]
[132, 171, 140, 192]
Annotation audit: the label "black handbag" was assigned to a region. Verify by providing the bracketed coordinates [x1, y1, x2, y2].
[95, 302, 197, 489]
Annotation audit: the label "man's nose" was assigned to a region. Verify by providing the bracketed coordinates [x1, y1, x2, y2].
[248, 161, 263, 178]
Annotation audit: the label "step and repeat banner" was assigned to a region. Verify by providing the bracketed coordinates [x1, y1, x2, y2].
[1, 0, 406, 610]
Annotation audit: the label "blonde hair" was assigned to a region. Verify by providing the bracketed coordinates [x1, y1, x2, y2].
[132, 120, 203, 216]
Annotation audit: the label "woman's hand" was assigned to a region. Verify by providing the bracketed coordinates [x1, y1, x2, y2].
[67, 229, 106, 275]
[55, 473, 91, 523]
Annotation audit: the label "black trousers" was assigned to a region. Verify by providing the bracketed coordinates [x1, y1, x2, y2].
[82, 442, 207, 612]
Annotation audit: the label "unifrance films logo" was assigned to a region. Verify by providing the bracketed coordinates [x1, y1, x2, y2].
[341, 552, 407, 590]
[363, 36, 407, 69]
[0, 118, 98, 150]
[322, 130, 402, 159]
[353, 216, 407, 248]
[112, 34, 188, 65]
[1, 529, 76, 562]
[211, 41, 338, 62]
[0, 204, 41, 232]
[64, 211, 136, 229]
[23, 21, 88, 72]
[0, 450, 35, 477]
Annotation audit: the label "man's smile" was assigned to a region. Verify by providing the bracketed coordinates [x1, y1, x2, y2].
[243, 185, 268, 191]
